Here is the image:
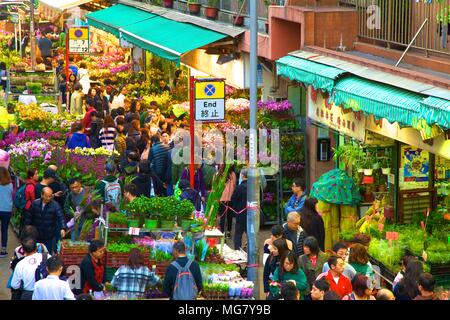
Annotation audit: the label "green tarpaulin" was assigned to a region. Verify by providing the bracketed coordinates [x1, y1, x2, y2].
[418, 96, 450, 129]
[331, 77, 424, 127]
[310, 169, 361, 206]
[276, 55, 346, 92]
[85, 4, 155, 38]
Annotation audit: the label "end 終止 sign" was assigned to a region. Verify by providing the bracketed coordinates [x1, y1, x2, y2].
[194, 79, 225, 122]
[68, 27, 89, 54]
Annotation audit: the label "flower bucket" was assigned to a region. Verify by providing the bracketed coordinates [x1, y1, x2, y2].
[363, 169, 373, 176]
[128, 219, 140, 228]
[144, 219, 158, 229]
[160, 219, 174, 229]
[382, 168, 391, 175]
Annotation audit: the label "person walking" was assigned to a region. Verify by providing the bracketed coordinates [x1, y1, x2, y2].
[298, 236, 328, 290]
[11, 237, 49, 300]
[32, 255, 76, 300]
[263, 238, 291, 299]
[0, 167, 13, 257]
[300, 198, 325, 251]
[263, 225, 293, 265]
[230, 169, 248, 250]
[111, 248, 160, 299]
[70, 83, 83, 115]
[99, 115, 117, 151]
[37, 33, 53, 59]
[414, 273, 440, 300]
[348, 243, 376, 286]
[163, 242, 202, 300]
[270, 251, 309, 300]
[66, 122, 91, 149]
[147, 134, 171, 191]
[284, 178, 307, 217]
[283, 212, 308, 257]
[311, 278, 330, 301]
[95, 163, 123, 210]
[321, 242, 356, 281]
[393, 259, 423, 300]
[131, 161, 164, 197]
[181, 164, 206, 203]
[63, 178, 87, 240]
[80, 240, 106, 295]
[24, 187, 67, 254]
[321, 255, 353, 299]
[82, 100, 97, 136]
[342, 274, 376, 300]
[77, 62, 91, 95]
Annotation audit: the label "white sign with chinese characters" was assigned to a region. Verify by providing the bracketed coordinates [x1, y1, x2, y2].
[194, 79, 225, 122]
[307, 87, 366, 141]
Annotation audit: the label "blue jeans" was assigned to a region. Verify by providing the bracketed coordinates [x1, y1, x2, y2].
[0, 211, 12, 248]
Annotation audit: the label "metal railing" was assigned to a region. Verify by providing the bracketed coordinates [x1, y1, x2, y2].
[356, 0, 450, 56]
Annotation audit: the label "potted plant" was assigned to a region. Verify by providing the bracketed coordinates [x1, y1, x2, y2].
[372, 158, 380, 170]
[108, 212, 128, 229]
[187, 0, 201, 15]
[159, 196, 178, 229]
[380, 157, 391, 175]
[204, 0, 219, 20]
[127, 196, 151, 228]
[362, 159, 373, 176]
[177, 199, 195, 230]
[163, 0, 174, 8]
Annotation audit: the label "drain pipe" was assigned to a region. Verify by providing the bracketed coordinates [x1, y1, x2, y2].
[270, 61, 278, 95]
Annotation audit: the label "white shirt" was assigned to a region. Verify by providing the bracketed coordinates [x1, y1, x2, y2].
[32, 275, 75, 300]
[11, 252, 51, 291]
[110, 93, 125, 110]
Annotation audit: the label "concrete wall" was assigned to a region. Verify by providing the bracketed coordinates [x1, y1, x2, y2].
[270, 18, 302, 60]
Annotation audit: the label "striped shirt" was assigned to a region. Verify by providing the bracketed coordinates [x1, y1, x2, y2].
[99, 127, 117, 149]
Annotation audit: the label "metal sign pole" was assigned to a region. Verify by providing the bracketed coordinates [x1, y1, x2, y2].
[189, 75, 195, 189]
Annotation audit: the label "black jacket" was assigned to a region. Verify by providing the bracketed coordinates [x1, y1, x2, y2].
[148, 142, 171, 183]
[230, 180, 248, 224]
[300, 212, 325, 252]
[163, 256, 202, 299]
[80, 254, 106, 292]
[24, 199, 67, 241]
[263, 254, 280, 293]
[132, 173, 164, 197]
[89, 119, 104, 149]
[283, 223, 308, 257]
[180, 188, 202, 211]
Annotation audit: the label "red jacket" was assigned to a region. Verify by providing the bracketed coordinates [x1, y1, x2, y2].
[82, 107, 95, 135]
[24, 179, 37, 210]
[326, 271, 353, 298]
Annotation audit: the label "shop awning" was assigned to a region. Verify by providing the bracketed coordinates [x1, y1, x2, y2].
[276, 55, 346, 92]
[419, 96, 450, 129]
[331, 77, 424, 127]
[119, 17, 227, 63]
[85, 4, 156, 38]
[39, 0, 94, 11]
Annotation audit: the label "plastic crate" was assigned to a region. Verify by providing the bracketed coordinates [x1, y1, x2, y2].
[368, 255, 396, 283]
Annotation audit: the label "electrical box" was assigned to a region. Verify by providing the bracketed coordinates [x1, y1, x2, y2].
[317, 138, 331, 161]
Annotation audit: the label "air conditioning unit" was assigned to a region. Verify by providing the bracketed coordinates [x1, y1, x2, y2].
[266, 94, 287, 102]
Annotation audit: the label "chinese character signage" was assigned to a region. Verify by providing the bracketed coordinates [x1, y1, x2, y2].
[68, 27, 89, 54]
[194, 79, 225, 122]
[307, 87, 365, 141]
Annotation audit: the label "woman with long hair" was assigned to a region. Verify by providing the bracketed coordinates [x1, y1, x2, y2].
[298, 236, 329, 290]
[99, 115, 117, 151]
[0, 167, 13, 257]
[263, 238, 291, 299]
[342, 274, 376, 300]
[348, 243, 375, 282]
[263, 225, 293, 264]
[127, 119, 141, 142]
[300, 198, 325, 251]
[137, 127, 151, 157]
[213, 164, 237, 238]
[394, 259, 423, 300]
[111, 248, 160, 299]
[271, 251, 309, 300]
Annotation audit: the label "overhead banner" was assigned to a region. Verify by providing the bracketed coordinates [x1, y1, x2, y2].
[307, 86, 366, 142]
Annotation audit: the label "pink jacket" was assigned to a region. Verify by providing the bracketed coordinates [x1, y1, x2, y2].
[220, 172, 236, 202]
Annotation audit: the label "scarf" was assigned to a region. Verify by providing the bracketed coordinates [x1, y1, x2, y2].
[83, 256, 105, 293]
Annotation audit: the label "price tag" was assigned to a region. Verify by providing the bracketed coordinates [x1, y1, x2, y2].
[378, 223, 384, 232]
[385, 231, 399, 241]
[420, 221, 425, 230]
[128, 227, 140, 236]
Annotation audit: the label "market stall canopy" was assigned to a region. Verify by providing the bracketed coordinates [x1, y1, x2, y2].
[276, 55, 347, 93]
[118, 16, 227, 63]
[85, 4, 156, 38]
[310, 169, 362, 206]
[418, 96, 450, 129]
[331, 77, 423, 127]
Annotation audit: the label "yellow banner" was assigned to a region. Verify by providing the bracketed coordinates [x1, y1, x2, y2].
[69, 27, 89, 40]
[195, 81, 225, 100]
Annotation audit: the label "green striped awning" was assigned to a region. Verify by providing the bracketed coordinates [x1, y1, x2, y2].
[419, 96, 450, 129]
[119, 16, 227, 63]
[85, 4, 156, 38]
[331, 77, 424, 127]
[276, 55, 347, 92]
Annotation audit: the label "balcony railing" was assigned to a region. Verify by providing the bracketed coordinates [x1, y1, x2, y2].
[356, 0, 450, 56]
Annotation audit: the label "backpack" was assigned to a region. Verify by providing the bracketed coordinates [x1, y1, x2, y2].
[103, 178, 121, 208]
[35, 251, 49, 282]
[171, 259, 198, 300]
[14, 183, 32, 210]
